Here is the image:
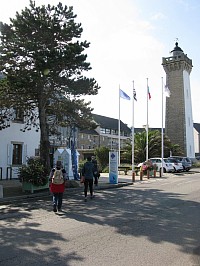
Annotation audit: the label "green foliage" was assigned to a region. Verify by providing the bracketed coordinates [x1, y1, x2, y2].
[102, 165, 109, 173]
[94, 146, 110, 171]
[18, 157, 48, 186]
[192, 161, 200, 168]
[0, 1, 100, 171]
[123, 130, 183, 164]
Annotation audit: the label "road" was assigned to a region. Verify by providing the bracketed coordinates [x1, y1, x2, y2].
[1, 172, 200, 266]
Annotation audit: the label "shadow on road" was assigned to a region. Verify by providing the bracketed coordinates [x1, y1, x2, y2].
[1, 184, 200, 265]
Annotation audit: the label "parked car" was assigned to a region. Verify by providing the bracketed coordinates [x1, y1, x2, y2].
[166, 158, 183, 172]
[168, 156, 192, 171]
[149, 158, 174, 173]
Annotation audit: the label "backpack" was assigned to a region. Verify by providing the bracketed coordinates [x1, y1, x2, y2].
[52, 169, 64, 184]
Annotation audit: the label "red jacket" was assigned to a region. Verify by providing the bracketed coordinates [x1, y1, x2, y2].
[50, 182, 65, 193]
[49, 168, 66, 193]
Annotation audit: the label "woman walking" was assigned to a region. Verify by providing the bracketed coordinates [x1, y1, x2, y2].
[49, 161, 67, 212]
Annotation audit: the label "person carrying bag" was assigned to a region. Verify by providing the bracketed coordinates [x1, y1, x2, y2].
[49, 161, 67, 212]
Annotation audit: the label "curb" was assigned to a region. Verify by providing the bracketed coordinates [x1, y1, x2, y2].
[0, 182, 133, 205]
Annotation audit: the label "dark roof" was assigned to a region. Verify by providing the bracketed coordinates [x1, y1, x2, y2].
[92, 114, 131, 133]
[194, 123, 200, 133]
[79, 128, 99, 135]
[171, 42, 183, 53]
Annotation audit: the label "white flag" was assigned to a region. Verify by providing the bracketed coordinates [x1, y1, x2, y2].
[165, 85, 171, 97]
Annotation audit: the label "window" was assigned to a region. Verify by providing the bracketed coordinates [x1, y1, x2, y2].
[105, 128, 111, 134]
[12, 144, 23, 165]
[35, 149, 39, 156]
[14, 108, 24, 122]
[112, 129, 118, 135]
[100, 128, 106, 134]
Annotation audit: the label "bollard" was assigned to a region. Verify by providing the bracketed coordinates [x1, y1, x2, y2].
[159, 168, 162, 177]
[153, 170, 156, 178]
[147, 170, 150, 179]
[0, 185, 3, 198]
[140, 171, 143, 181]
[0, 167, 2, 180]
[132, 172, 135, 182]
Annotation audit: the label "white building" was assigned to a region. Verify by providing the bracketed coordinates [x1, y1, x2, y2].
[0, 120, 40, 179]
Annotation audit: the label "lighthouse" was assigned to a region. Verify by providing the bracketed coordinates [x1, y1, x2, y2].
[162, 42, 195, 157]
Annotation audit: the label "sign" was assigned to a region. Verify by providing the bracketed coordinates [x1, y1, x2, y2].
[53, 148, 74, 180]
[109, 151, 118, 184]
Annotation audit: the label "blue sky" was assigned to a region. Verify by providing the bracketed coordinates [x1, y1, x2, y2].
[1, 0, 200, 128]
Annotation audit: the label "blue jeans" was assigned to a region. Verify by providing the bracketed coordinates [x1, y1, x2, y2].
[53, 193, 63, 210]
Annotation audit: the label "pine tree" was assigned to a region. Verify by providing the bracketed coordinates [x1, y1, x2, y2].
[0, 1, 100, 171]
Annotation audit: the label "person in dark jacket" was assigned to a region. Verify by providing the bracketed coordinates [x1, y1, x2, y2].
[92, 156, 100, 186]
[82, 156, 95, 202]
[49, 161, 67, 212]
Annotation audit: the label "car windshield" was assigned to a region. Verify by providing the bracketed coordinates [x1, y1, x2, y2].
[164, 159, 170, 163]
[169, 157, 182, 162]
[169, 158, 178, 163]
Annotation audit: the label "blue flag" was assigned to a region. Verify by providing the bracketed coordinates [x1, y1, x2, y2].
[119, 89, 130, 100]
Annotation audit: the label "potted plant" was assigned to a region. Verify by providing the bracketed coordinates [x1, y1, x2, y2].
[18, 156, 49, 193]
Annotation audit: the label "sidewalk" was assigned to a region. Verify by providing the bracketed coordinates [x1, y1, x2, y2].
[1, 169, 199, 204]
[0, 172, 147, 204]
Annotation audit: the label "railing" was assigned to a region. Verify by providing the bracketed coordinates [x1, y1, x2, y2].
[0, 167, 2, 180]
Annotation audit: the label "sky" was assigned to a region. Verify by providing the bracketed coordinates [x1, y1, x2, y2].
[0, 0, 200, 128]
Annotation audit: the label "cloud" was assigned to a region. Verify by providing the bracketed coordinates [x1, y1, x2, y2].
[151, 12, 166, 21]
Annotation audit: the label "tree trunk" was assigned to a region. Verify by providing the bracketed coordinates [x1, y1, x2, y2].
[38, 104, 51, 173]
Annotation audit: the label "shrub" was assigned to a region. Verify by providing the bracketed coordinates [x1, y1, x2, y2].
[18, 157, 48, 186]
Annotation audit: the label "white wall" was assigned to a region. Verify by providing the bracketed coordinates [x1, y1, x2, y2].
[193, 128, 200, 154]
[183, 70, 195, 158]
[0, 122, 40, 179]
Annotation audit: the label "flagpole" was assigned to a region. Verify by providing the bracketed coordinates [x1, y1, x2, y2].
[132, 80, 135, 182]
[146, 78, 149, 161]
[118, 84, 121, 166]
[161, 77, 164, 177]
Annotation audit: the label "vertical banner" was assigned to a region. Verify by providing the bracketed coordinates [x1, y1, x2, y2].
[109, 151, 118, 184]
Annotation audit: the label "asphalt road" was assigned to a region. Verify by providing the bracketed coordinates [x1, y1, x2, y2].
[1, 172, 200, 266]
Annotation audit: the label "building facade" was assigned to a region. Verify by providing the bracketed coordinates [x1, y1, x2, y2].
[77, 114, 131, 160]
[162, 42, 195, 157]
[0, 112, 131, 179]
[0, 118, 40, 179]
[193, 123, 200, 157]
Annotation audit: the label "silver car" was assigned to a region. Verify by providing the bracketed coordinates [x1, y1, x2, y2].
[150, 158, 174, 173]
[165, 158, 183, 172]
[168, 156, 192, 171]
